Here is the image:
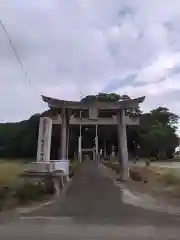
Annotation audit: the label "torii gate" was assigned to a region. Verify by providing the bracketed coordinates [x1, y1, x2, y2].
[36, 95, 145, 180]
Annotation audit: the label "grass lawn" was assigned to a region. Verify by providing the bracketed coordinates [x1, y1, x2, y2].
[0, 160, 24, 186]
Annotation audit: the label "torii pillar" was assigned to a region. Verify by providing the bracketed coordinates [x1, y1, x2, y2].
[60, 108, 70, 159]
[117, 109, 129, 181]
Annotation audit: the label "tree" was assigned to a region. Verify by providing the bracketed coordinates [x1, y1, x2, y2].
[138, 108, 179, 160]
[0, 114, 40, 159]
[81, 92, 121, 102]
[150, 107, 179, 130]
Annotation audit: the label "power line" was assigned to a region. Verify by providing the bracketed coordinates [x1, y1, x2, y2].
[0, 18, 37, 94]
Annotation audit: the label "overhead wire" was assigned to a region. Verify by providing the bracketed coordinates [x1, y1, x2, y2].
[0, 18, 38, 96]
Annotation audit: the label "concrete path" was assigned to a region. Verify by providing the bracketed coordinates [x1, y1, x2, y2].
[21, 161, 180, 225]
[1, 161, 180, 239]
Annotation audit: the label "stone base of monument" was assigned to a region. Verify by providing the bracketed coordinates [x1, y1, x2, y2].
[21, 161, 70, 196]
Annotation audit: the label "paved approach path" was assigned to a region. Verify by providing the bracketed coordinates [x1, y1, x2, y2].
[23, 161, 180, 225]
[1, 161, 180, 239]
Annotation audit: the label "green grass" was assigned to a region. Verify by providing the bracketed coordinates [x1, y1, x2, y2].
[0, 161, 24, 186]
[0, 161, 24, 210]
[14, 183, 45, 203]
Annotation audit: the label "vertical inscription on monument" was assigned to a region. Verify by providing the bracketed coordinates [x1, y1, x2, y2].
[40, 118, 47, 161]
[37, 117, 52, 162]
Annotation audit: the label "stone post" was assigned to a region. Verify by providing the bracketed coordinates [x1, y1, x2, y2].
[60, 108, 68, 159]
[117, 109, 129, 180]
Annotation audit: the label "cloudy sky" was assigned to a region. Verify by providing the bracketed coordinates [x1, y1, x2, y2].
[0, 0, 180, 123]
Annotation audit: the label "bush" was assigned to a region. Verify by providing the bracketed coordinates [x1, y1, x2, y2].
[14, 183, 45, 203]
[0, 187, 8, 210]
[0, 186, 11, 211]
[41, 178, 55, 194]
[69, 161, 80, 178]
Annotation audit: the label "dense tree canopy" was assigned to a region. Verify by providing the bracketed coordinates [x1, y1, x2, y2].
[81, 92, 134, 103]
[0, 93, 179, 161]
[137, 107, 179, 159]
[81, 92, 121, 102]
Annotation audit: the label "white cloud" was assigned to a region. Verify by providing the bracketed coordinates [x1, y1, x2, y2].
[134, 53, 177, 84]
[0, 0, 180, 123]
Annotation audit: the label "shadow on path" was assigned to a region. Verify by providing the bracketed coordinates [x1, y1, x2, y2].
[24, 161, 180, 226]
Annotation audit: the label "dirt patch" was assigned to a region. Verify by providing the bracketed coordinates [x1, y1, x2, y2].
[126, 165, 180, 206]
[103, 161, 180, 205]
